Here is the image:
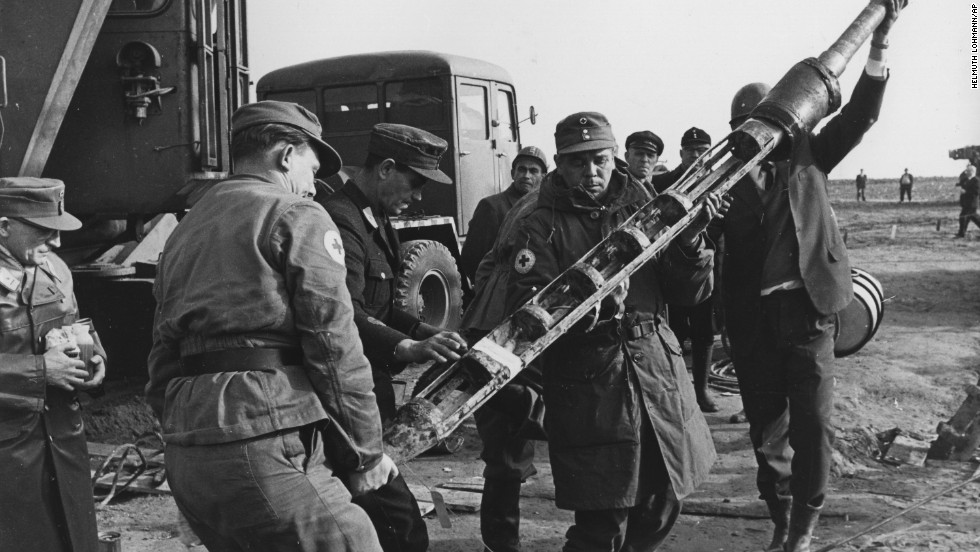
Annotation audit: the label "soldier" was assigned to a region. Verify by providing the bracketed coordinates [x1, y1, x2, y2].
[623, 130, 664, 187]
[0, 178, 107, 552]
[955, 164, 980, 238]
[719, 3, 902, 550]
[507, 112, 722, 551]
[320, 123, 468, 552]
[460, 188, 543, 552]
[856, 169, 868, 201]
[651, 127, 712, 193]
[652, 127, 723, 412]
[460, 146, 548, 284]
[147, 101, 390, 551]
[899, 167, 914, 202]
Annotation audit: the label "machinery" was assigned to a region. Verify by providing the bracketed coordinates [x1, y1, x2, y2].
[384, 0, 900, 463]
[0, 1, 533, 375]
[949, 145, 980, 168]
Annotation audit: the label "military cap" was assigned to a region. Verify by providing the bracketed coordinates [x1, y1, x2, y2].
[681, 127, 712, 148]
[554, 112, 617, 155]
[0, 177, 81, 231]
[512, 145, 549, 172]
[369, 123, 452, 185]
[232, 101, 343, 177]
[625, 131, 664, 155]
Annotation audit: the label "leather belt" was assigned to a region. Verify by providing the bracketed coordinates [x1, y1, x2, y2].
[622, 320, 657, 341]
[179, 348, 303, 377]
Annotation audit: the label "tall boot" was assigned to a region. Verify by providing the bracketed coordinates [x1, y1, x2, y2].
[783, 503, 821, 552]
[764, 498, 791, 551]
[691, 337, 718, 412]
[480, 478, 523, 552]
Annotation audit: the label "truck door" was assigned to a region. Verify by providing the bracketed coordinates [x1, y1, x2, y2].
[455, 78, 498, 236]
[492, 83, 520, 186]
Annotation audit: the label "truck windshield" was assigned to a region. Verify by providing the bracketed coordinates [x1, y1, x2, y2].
[385, 78, 444, 128]
[321, 85, 380, 132]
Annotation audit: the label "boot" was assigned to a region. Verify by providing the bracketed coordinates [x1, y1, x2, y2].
[691, 338, 718, 412]
[764, 498, 791, 551]
[480, 478, 523, 552]
[783, 503, 821, 552]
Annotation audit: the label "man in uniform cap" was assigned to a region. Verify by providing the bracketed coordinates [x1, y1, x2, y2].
[0, 177, 107, 552]
[148, 100, 390, 551]
[623, 130, 664, 186]
[319, 122, 468, 552]
[460, 145, 548, 284]
[456, 146, 549, 552]
[651, 127, 712, 193]
[651, 127, 723, 413]
[718, 3, 903, 550]
[506, 111, 723, 550]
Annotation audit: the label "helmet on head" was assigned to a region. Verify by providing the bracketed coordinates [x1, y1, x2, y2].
[730, 82, 771, 128]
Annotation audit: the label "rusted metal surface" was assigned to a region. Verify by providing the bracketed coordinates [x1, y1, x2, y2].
[384, 0, 893, 463]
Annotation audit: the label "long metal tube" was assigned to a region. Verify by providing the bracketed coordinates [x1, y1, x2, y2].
[383, 0, 899, 463]
[818, 0, 889, 76]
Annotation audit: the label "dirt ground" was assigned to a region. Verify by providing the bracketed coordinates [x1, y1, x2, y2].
[83, 176, 980, 551]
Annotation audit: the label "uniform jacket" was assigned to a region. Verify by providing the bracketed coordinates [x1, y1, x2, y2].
[722, 71, 886, 351]
[506, 161, 716, 509]
[650, 163, 686, 194]
[460, 190, 539, 333]
[319, 182, 421, 374]
[146, 175, 383, 473]
[0, 249, 102, 552]
[459, 183, 525, 282]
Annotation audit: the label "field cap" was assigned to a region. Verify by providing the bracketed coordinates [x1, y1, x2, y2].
[232, 101, 343, 177]
[554, 112, 617, 155]
[681, 127, 711, 148]
[512, 146, 549, 172]
[0, 178, 82, 231]
[625, 131, 664, 155]
[369, 123, 452, 184]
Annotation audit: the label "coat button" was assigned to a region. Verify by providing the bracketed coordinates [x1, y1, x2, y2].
[590, 211, 600, 220]
[70, 401, 80, 411]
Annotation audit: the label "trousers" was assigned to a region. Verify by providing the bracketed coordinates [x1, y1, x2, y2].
[166, 424, 382, 552]
[562, 419, 680, 552]
[732, 288, 836, 508]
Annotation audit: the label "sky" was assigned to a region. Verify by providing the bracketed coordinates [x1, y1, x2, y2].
[247, 0, 980, 178]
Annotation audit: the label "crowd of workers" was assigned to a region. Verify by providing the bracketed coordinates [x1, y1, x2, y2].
[0, 2, 908, 552]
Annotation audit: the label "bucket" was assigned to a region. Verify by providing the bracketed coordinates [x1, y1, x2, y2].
[834, 267, 884, 357]
[98, 531, 122, 552]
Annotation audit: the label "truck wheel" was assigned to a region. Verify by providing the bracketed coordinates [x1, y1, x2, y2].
[396, 240, 463, 330]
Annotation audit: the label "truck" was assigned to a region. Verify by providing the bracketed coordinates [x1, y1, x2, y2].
[0, 0, 530, 377]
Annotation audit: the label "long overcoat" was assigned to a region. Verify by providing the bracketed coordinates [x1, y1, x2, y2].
[0, 250, 103, 552]
[506, 162, 716, 510]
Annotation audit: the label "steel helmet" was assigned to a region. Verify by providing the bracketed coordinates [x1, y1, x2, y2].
[730, 82, 771, 128]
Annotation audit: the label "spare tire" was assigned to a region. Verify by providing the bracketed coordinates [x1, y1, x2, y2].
[395, 240, 464, 330]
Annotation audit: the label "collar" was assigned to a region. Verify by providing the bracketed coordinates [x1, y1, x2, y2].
[341, 181, 387, 231]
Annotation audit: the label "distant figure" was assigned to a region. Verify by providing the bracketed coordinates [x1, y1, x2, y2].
[899, 167, 914, 202]
[955, 164, 980, 238]
[856, 169, 868, 201]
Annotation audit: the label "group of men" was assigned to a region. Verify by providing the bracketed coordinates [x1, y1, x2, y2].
[0, 1, 903, 551]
